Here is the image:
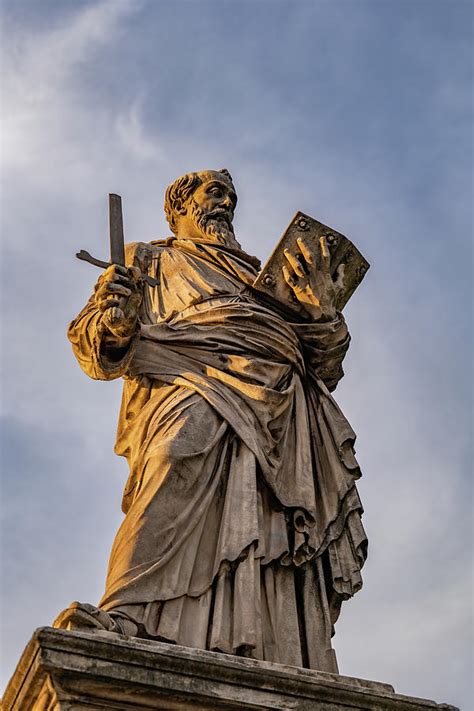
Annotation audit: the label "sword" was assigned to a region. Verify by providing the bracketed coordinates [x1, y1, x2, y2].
[76, 194, 159, 286]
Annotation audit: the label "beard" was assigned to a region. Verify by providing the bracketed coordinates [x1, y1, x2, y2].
[189, 200, 241, 248]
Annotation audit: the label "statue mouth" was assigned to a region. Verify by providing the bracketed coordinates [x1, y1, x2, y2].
[190, 200, 235, 240]
[207, 207, 232, 223]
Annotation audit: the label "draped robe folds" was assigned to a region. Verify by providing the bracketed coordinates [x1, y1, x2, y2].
[68, 237, 367, 672]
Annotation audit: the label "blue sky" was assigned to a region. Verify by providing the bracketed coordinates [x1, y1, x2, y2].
[1, 0, 472, 707]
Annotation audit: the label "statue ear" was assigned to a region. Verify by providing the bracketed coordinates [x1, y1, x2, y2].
[174, 198, 187, 216]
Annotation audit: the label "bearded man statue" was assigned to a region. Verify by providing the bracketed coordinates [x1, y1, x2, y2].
[55, 169, 367, 673]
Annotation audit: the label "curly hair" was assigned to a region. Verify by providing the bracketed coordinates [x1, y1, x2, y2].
[164, 169, 234, 234]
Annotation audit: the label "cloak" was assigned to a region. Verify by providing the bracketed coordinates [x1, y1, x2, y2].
[68, 237, 367, 671]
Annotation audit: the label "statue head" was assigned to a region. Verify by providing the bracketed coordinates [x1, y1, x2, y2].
[164, 169, 238, 246]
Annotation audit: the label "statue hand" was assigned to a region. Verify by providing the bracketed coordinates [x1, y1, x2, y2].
[94, 264, 143, 339]
[282, 236, 344, 321]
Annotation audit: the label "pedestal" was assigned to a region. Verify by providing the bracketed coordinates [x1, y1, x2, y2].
[2, 627, 458, 710]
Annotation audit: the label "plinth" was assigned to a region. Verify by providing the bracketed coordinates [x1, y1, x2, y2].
[3, 627, 458, 710]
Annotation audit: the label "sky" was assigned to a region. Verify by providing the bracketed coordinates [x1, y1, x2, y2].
[1, 0, 472, 707]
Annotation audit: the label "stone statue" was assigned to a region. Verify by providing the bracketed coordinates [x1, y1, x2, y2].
[54, 169, 367, 673]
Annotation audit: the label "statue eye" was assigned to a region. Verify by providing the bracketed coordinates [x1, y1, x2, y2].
[209, 187, 222, 197]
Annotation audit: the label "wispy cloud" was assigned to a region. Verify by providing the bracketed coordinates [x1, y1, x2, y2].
[1, 1, 471, 708]
[115, 94, 161, 160]
[3, 0, 141, 167]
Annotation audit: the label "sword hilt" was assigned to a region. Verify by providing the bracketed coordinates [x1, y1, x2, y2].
[75, 249, 160, 287]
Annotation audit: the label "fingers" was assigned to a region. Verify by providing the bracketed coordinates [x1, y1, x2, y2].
[287, 236, 330, 274]
[284, 248, 305, 278]
[128, 265, 142, 283]
[104, 307, 124, 324]
[101, 307, 129, 338]
[95, 275, 131, 296]
[283, 264, 308, 298]
[296, 238, 313, 267]
[283, 255, 303, 287]
[96, 280, 132, 296]
[95, 282, 132, 308]
[102, 303, 138, 339]
[98, 299, 125, 313]
[94, 262, 144, 320]
[319, 235, 331, 272]
[282, 264, 295, 288]
[101, 264, 129, 280]
[95, 264, 141, 291]
[95, 273, 131, 313]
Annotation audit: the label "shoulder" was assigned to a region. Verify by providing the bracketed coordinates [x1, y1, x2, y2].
[124, 239, 174, 268]
[150, 237, 176, 249]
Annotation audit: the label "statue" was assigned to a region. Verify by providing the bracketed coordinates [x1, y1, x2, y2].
[54, 169, 368, 673]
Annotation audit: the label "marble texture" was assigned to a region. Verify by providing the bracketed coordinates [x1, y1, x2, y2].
[56, 169, 367, 670]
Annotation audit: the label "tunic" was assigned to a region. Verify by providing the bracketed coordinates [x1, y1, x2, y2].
[68, 237, 367, 671]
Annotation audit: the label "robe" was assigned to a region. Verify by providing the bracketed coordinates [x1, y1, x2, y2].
[68, 237, 367, 672]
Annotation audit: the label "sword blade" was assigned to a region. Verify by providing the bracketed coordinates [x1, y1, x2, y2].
[109, 193, 125, 266]
[75, 193, 160, 286]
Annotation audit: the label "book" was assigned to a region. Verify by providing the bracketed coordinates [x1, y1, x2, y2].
[252, 211, 370, 318]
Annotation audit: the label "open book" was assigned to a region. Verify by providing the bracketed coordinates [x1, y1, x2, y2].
[253, 211, 370, 318]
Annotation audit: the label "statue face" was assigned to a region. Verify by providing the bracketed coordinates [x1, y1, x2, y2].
[179, 172, 238, 245]
[192, 173, 237, 223]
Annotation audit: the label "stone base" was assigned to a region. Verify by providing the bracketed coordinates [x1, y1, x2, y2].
[3, 628, 458, 711]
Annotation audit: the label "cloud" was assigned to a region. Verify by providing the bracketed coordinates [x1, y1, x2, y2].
[1, 1, 472, 707]
[115, 95, 161, 160]
[3, 0, 141, 169]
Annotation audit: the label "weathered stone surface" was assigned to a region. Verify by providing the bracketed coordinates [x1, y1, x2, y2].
[253, 210, 370, 315]
[3, 628, 459, 711]
[56, 169, 368, 670]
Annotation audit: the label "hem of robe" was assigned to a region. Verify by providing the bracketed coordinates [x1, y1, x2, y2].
[104, 546, 338, 673]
